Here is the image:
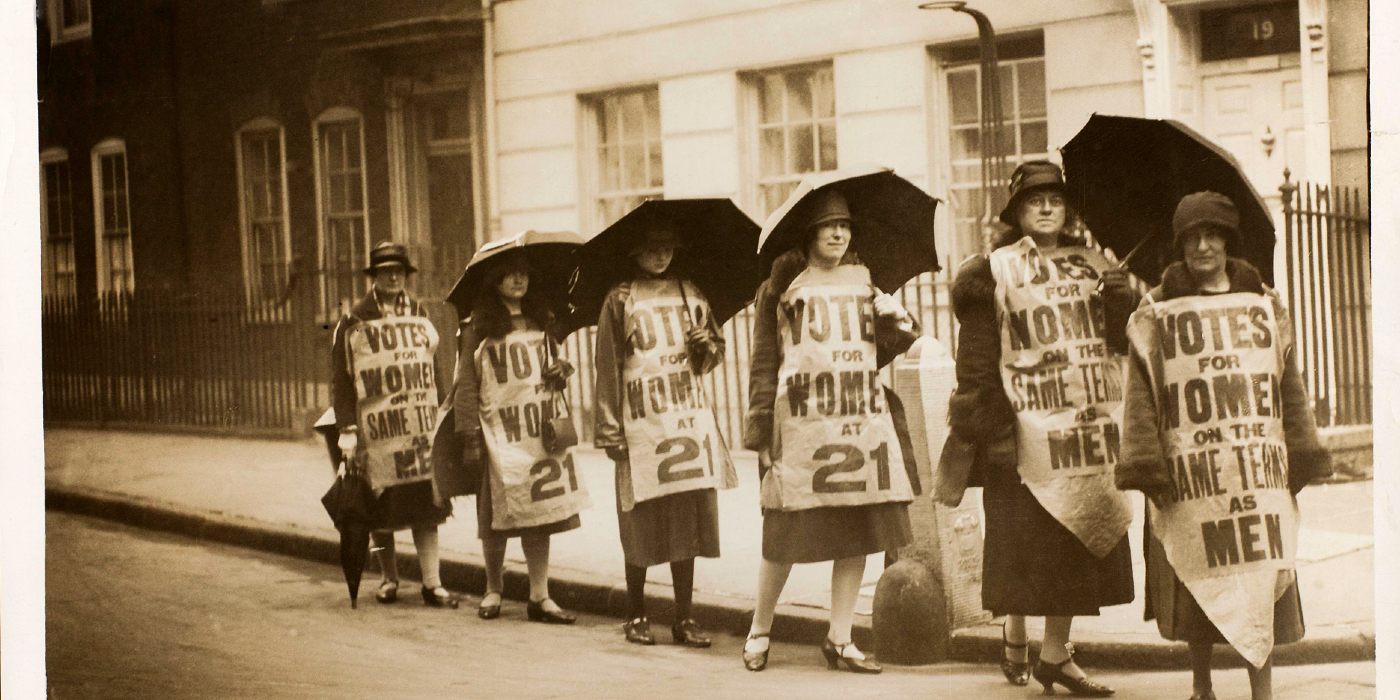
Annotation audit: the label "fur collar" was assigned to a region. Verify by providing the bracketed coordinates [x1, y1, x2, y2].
[1157, 258, 1265, 300]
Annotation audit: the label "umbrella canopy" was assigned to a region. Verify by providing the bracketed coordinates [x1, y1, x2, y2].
[1062, 113, 1275, 285]
[757, 164, 940, 293]
[563, 198, 763, 336]
[446, 230, 585, 320]
[320, 466, 377, 608]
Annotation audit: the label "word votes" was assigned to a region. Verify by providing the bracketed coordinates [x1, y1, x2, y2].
[780, 294, 876, 346]
[1002, 252, 1103, 289]
[628, 302, 700, 353]
[356, 321, 435, 354]
[1156, 304, 1274, 359]
[485, 339, 549, 385]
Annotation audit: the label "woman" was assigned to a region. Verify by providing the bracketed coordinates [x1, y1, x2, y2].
[332, 241, 457, 608]
[453, 251, 589, 624]
[1116, 192, 1331, 700]
[593, 227, 737, 648]
[939, 161, 1135, 696]
[741, 190, 918, 674]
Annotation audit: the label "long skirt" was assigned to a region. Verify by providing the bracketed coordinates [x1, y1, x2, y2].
[762, 502, 912, 564]
[475, 468, 581, 540]
[1144, 517, 1305, 644]
[981, 483, 1134, 616]
[373, 480, 451, 532]
[617, 488, 721, 568]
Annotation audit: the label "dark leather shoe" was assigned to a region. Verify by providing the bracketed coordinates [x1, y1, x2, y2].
[819, 638, 882, 674]
[477, 593, 501, 620]
[421, 585, 458, 609]
[742, 634, 770, 672]
[623, 617, 656, 645]
[671, 619, 711, 648]
[526, 599, 576, 625]
[374, 580, 398, 604]
[1032, 649, 1114, 697]
[1001, 626, 1030, 686]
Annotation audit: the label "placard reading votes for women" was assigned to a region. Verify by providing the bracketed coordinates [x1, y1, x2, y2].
[349, 317, 440, 491]
[1132, 292, 1298, 669]
[989, 240, 1131, 558]
[767, 265, 913, 511]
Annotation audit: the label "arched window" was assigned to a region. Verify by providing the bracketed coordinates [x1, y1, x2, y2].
[91, 138, 134, 295]
[312, 107, 370, 312]
[41, 147, 77, 299]
[235, 118, 291, 309]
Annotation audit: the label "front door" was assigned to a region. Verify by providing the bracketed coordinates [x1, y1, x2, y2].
[1201, 63, 1305, 205]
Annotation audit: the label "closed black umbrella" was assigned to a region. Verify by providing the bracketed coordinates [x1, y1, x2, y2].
[1062, 113, 1275, 285]
[563, 198, 763, 336]
[757, 164, 941, 292]
[446, 230, 584, 321]
[320, 461, 378, 609]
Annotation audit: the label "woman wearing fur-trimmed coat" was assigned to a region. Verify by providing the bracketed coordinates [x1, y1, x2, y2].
[1116, 191, 1331, 700]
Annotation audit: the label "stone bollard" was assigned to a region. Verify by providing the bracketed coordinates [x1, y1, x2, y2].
[874, 337, 991, 664]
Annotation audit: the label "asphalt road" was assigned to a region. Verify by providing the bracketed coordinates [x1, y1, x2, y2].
[46, 512, 1375, 699]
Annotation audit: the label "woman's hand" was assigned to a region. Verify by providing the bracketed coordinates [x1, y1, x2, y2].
[874, 293, 914, 331]
[605, 445, 629, 462]
[758, 448, 772, 469]
[336, 430, 358, 455]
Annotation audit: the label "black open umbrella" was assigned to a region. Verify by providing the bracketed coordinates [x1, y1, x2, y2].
[757, 164, 940, 292]
[446, 230, 585, 320]
[1062, 113, 1275, 286]
[563, 198, 763, 336]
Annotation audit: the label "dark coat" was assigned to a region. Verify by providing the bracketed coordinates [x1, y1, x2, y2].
[1115, 259, 1332, 495]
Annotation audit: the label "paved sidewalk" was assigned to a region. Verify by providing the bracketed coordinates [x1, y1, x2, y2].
[43, 428, 1375, 666]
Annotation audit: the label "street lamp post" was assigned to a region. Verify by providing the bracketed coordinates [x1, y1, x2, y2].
[919, 1, 1008, 251]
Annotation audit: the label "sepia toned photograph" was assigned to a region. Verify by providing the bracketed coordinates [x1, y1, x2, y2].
[6, 0, 1387, 697]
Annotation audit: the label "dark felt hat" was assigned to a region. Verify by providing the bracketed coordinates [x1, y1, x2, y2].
[805, 189, 853, 230]
[628, 227, 685, 256]
[363, 241, 417, 274]
[1171, 191, 1240, 255]
[998, 160, 1066, 227]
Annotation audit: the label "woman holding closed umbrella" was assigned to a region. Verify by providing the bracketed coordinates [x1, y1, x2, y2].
[1117, 192, 1330, 700]
[453, 249, 590, 624]
[592, 226, 738, 648]
[939, 161, 1135, 696]
[741, 189, 919, 674]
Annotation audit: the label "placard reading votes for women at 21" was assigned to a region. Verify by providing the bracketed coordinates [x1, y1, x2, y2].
[1136, 292, 1297, 668]
[349, 317, 440, 490]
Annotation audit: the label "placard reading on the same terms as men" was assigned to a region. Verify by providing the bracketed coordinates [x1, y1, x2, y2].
[765, 265, 914, 511]
[349, 317, 441, 490]
[1129, 291, 1298, 669]
[988, 238, 1132, 558]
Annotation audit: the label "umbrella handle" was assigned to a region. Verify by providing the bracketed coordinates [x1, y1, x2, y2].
[1117, 234, 1155, 271]
[676, 279, 694, 329]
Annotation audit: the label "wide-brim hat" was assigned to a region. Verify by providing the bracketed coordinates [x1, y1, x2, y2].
[998, 160, 1067, 227]
[628, 227, 686, 256]
[363, 241, 418, 274]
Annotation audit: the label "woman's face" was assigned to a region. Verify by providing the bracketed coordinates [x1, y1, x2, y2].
[807, 220, 851, 265]
[496, 270, 529, 302]
[1182, 225, 1229, 280]
[635, 245, 675, 276]
[372, 264, 407, 296]
[1017, 189, 1067, 237]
